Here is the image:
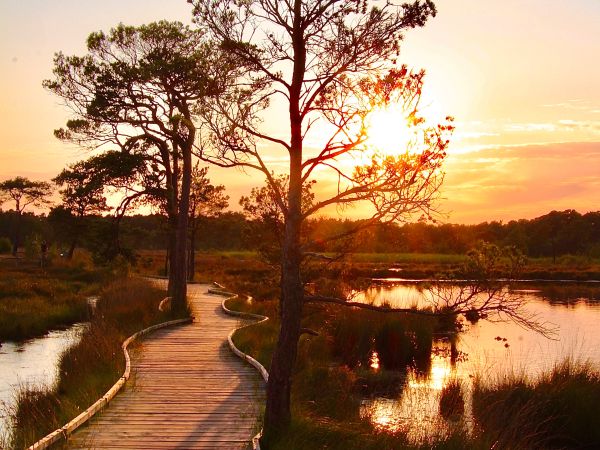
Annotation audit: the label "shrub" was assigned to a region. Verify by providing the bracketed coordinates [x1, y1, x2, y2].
[0, 237, 11, 253]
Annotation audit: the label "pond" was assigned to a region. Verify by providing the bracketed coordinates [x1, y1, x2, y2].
[358, 280, 600, 442]
[0, 323, 87, 439]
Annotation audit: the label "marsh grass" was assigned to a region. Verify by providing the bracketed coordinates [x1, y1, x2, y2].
[439, 379, 464, 420]
[135, 251, 600, 448]
[0, 257, 106, 341]
[6, 277, 185, 449]
[263, 415, 472, 450]
[473, 359, 600, 449]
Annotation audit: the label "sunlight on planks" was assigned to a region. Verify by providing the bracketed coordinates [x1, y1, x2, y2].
[67, 282, 264, 450]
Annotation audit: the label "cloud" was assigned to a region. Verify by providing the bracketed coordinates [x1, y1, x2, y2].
[541, 99, 600, 113]
[440, 142, 600, 223]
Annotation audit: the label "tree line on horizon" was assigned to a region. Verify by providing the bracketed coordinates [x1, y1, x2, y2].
[1, 207, 598, 261]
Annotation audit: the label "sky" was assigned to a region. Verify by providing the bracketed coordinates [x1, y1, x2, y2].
[0, 0, 599, 224]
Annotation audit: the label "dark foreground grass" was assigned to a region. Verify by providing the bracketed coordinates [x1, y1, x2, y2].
[473, 360, 600, 450]
[0, 257, 105, 341]
[6, 277, 188, 449]
[265, 416, 471, 450]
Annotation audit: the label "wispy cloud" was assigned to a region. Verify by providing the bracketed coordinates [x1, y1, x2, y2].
[541, 99, 600, 112]
[505, 123, 557, 132]
[440, 141, 600, 223]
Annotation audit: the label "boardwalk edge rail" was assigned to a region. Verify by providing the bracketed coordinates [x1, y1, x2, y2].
[210, 282, 269, 450]
[27, 316, 193, 450]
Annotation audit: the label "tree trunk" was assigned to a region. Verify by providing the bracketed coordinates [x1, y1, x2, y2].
[262, 6, 306, 434]
[11, 211, 21, 257]
[188, 227, 196, 281]
[171, 146, 193, 313]
[164, 245, 170, 277]
[167, 217, 178, 295]
[67, 238, 77, 259]
[262, 211, 303, 444]
[262, 4, 307, 444]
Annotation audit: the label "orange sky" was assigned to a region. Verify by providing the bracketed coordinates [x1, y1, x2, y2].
[0, 0, 599, 224]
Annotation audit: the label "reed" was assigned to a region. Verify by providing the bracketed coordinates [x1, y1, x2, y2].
[472, 359, 600, 449]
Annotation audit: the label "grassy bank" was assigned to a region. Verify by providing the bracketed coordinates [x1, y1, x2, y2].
[228, 291, 600, 449]
[6, 277, 188, 449]
[224, 294, 467, 449]
[135, 249, 600, 282]
[0, 256, 106, 341]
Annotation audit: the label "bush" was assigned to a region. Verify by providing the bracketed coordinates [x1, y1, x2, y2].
[0, 237, 11, 253]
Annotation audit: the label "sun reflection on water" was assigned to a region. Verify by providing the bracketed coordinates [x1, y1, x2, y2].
[361, 340, 468, 442]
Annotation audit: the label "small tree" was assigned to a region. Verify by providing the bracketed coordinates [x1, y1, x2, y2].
[0, 177, 52, 256]
[52, 160, 110, 258]
[240, 174, 315, 265]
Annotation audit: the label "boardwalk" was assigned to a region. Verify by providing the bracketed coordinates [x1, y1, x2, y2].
[68, 283, 264, 449]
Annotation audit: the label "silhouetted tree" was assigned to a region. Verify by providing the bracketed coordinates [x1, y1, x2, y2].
[0, 177, 52, 256]
[44, 21, 230, 311]
[192, 0, 450, 439]
[240, 175, 315, 264]
[52, 160, 110, 258]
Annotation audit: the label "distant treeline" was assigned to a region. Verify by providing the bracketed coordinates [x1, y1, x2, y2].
[1, 209, 599, 260]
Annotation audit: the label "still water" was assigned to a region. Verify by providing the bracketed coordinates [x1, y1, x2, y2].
[358, 281, 600, 442]
[0, 323, 86, 439]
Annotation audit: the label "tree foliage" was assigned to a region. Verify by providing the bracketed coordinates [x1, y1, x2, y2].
[0, 177, 52, 214]
[0, 177, 52, 255]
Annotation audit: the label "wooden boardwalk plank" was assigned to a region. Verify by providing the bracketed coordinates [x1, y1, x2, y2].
[67, 282, 264, 450]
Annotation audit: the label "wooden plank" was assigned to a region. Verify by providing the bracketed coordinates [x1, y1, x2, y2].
[67, 282, 265, 449]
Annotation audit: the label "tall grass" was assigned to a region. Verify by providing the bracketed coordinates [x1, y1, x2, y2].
[6, 277, 186, 449]
[0, 258, 105, 341]
[473, 359, 600, 449]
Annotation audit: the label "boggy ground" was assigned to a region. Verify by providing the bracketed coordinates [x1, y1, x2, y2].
[0, 255, 106, 342]
[5, 277, 189, 449]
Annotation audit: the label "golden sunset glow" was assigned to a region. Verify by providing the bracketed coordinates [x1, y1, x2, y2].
[365, 105, 416, 156]
[1, 0, 599, 223]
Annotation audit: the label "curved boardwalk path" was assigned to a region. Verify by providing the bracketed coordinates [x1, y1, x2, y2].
[68, 282, 264, 449]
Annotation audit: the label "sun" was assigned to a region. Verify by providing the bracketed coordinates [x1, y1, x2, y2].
[365, 104, 417, 156]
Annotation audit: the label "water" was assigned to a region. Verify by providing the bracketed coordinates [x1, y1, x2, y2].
[359, 281, 600, 441]
[0, 323, 86, 439]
